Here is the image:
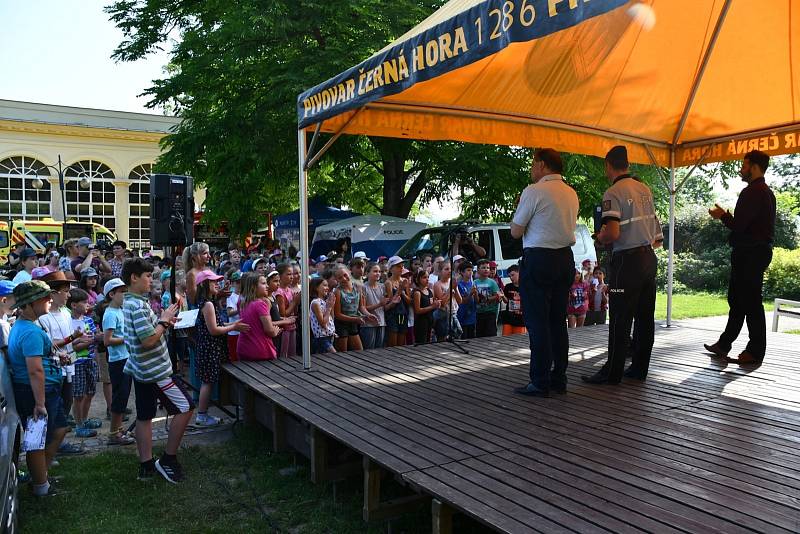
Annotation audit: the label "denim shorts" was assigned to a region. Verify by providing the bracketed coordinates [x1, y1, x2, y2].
[14, 382, 68, 445]
[312, 336, 334, 354]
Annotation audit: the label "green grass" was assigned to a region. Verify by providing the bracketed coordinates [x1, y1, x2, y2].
[787, 330, 800, 335]
[20, 426, 459, 534]
[655, 291, 729, 320]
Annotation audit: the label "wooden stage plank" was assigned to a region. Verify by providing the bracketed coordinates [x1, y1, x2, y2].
[223, 323, 800, 533]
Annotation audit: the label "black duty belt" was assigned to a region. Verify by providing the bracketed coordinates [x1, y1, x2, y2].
[613, 245, 653, 256]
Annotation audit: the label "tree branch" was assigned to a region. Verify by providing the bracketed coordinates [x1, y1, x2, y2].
[400, 169, 429, 215]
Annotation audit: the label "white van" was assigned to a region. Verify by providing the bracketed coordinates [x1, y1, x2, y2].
[395, 223, 596, 278]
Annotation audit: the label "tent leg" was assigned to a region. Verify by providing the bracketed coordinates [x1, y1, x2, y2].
[666, 150, 676, 327]
[298, 128, 312, 369]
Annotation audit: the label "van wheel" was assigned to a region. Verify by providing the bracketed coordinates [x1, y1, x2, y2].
[3, 459, 18, 534]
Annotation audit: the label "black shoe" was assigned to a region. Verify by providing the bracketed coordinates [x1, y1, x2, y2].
[155, 458, 183, 484]
[513, 384, 550, 397]
[704, 343, 728, 359]
[623, 367, 647, 380]
[581, 372, 620, 385]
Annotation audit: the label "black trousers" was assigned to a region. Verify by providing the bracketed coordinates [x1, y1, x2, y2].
[601, 248, 657, 381]
[518, 247, 574, 390]
[717, 245, 772, 359]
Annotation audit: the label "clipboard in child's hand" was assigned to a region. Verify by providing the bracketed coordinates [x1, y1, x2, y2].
[22, 416, 47, 452]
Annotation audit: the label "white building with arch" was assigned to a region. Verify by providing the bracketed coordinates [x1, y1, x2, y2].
[0, 99, 202, 250]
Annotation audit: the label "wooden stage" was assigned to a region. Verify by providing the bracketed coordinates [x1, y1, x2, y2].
[222, 323, 800, 533]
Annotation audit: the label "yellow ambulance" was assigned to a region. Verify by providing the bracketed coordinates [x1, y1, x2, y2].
[0, 218, 116, 263]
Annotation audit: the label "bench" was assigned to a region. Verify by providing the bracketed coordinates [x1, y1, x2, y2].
[772, 298, 800, 331]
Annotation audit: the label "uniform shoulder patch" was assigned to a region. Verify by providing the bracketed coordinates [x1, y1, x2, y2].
[602, 200, 611, 211]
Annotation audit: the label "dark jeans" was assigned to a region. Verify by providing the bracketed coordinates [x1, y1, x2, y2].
[476, 313, 497, 337]
[461, 323, 476, 339]
[717, 245, 772, 359]
[518, 247, 574, 390]
[602, 248, 657, 381]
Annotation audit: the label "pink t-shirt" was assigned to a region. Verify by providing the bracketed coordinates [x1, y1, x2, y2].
[237, 300, 277, 361]
[274, 286, 297, 331]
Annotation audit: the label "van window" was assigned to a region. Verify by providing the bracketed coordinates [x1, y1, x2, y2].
[30, 232, 60, 250]
[472, 230, 494, 261]
[396, 230, 446, 258]
[498, 229, 523, 261]
[0, 230, 7, 249]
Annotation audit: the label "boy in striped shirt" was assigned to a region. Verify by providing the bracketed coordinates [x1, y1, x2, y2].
[122, 258, 194, 483]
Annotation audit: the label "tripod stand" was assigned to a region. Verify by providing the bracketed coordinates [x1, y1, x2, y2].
[440, 226, 469, 354]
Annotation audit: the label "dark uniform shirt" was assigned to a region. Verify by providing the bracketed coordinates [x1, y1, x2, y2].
[720, 177, 776, 248]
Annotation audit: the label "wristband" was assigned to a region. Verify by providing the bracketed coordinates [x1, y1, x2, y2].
[158, 320, 172, 329]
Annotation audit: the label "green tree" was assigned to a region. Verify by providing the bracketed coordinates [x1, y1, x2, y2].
[107, 0, 672, 236]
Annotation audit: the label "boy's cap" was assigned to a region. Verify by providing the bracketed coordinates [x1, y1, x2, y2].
[266, 270, 279, 280]
[488, 261, 498, 268]
[387, 256, 404, 268]
[48, 250, 59, 258]
[11, 280, 52, 309]
[401, 268, 412, 277]
[377, 256, 388, 262]
[315, 255, 328, 263]
[195, 270, 223, 285]
[77, 237, 93, 247]
[81, 267, 98, 278]
[452, 254, 465, 262]
[0, 280, 17, 297]
[103, 278, 126, 297]
[160, 270, 172, 282]
[353, 251, 369, 260]
[228, 271, 242, 281]
[19, 248, 37, 259]
[31, 267, 51, 280]
[252, 257, 268, 269]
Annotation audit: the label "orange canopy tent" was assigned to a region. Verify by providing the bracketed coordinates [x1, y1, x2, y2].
[295, 0, 800, 367]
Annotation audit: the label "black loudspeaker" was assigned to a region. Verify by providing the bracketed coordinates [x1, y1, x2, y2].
[149, 174, 194, 246]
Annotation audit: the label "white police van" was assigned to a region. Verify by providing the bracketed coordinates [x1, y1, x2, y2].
[396, 222, 596, 279]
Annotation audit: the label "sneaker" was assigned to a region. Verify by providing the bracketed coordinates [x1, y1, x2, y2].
[155, 458, 183, 484]
[84, 418, 103, 429]
[194, 413, 221, 427]
[137, 461, 156, 482]
[75, 425, 97, 438]
[57, 442, 85, 455]
[107, 432, 136, 446]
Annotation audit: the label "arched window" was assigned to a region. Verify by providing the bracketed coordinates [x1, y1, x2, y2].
[64, 160, 117, 231]
[128, 164, 152, 249]
[0, 156, 52, 219]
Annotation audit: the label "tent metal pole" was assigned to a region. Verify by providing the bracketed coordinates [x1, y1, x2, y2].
[298, 128, 312, 370]
[304, 108, 363, 171]
[666, 148, 676, 327]
[672, 0, 732, 146]
[643, 144, 669, 189]
[675, 143, 715, 194]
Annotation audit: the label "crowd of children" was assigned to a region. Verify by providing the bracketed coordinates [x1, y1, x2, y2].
[1, 235, 612, 494]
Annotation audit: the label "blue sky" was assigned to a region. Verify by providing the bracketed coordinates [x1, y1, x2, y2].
[0, 0, 169, 114]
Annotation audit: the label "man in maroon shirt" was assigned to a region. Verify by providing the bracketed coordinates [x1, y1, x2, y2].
[705, 150, 776, 365]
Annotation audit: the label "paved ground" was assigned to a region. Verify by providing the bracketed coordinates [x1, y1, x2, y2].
[60, 374, 236, 454]
[58, 310, 799, 456]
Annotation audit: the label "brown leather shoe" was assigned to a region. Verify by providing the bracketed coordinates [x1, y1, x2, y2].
[703, 343, 728, 359]
[726, 351, 762, 366]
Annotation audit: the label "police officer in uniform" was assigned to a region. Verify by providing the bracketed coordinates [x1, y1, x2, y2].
[582, 146, 662, 384]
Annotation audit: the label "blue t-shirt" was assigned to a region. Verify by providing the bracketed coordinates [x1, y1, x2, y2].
[102, 307, 129, 363]
[7, 318, 61, 386]
[242, 259, 253, 273]
[457, 280, 477, 326]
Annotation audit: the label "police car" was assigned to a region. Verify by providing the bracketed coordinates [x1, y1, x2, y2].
[396, 222, 596, 280]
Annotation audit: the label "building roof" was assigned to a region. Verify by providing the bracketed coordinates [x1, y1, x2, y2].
[0, 99, 180, 134]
